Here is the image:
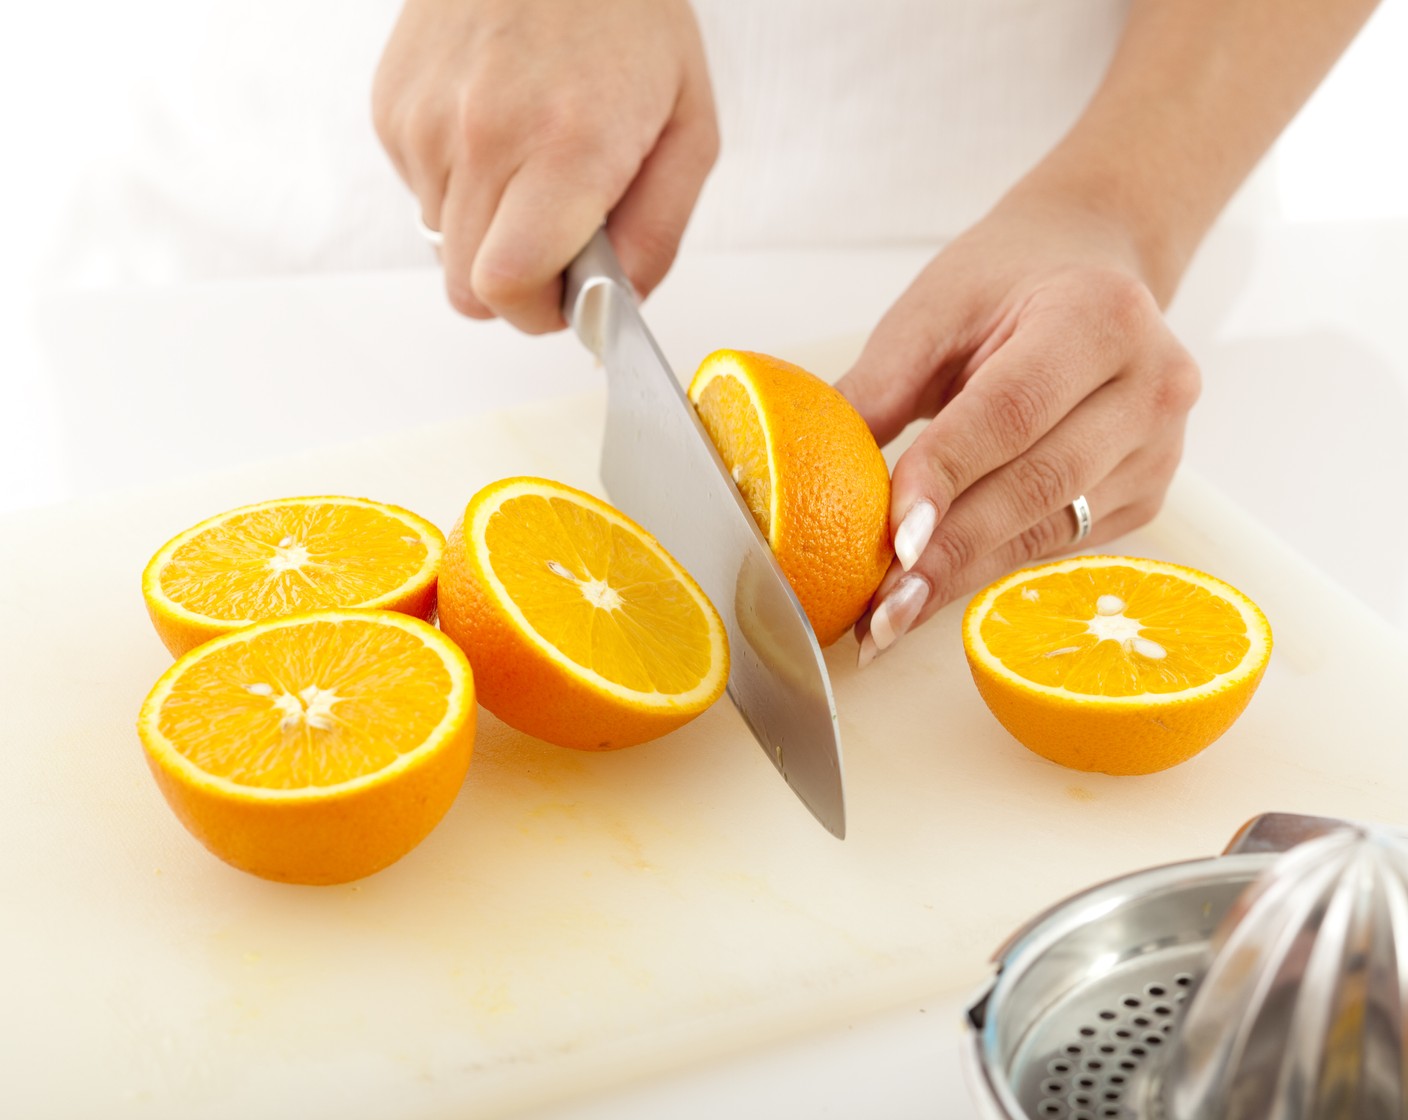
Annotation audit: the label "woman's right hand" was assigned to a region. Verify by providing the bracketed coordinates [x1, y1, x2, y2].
[373, 0, 718, 333]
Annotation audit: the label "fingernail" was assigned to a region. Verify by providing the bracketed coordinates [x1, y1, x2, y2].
[857, 632, 880, 669]
[868, 574, 930, 653]
[894, 500, 937, 572]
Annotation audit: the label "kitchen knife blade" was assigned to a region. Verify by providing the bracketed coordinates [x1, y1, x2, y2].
[562, 230, 846, 838]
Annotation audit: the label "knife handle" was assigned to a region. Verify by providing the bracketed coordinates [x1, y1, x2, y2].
[562, 229, 635, 358]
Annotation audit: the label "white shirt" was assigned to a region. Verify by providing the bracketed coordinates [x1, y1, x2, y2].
[44, 0, 1131, 286]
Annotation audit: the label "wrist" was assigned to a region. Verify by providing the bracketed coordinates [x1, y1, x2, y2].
[1000, 149, 1199, 309]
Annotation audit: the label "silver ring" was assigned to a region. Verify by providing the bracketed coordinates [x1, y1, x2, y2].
[415, 211, 444, 248]
[1070, 494, 1093, 544]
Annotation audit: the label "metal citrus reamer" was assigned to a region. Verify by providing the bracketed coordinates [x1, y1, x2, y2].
[965, 812, 1408, 1119]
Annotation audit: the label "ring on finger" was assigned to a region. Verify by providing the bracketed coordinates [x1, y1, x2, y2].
[1069, 494, 1093, 545]
[415, 209, 444, 248]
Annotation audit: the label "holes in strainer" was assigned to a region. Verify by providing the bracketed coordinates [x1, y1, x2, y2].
[1031, 974, 1194, 1119]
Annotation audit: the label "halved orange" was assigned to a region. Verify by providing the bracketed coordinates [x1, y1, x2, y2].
[688, 349, 892, 646]
[963, 557, 1272, 774]
[138, 609, 475, 884]
[142, 496, 444, 656]
[437, 477, 729, 750]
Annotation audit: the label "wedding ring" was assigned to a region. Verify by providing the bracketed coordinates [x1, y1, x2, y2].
[416, 211, 444, 248]
[1070, 494, 1093, 545]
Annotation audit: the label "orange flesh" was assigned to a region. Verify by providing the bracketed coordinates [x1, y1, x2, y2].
[693, 374, 773, 538]
[155, 618, 454, 789]
[159, 504, 430, 621]
[483, 494, 715, 695]
[980, 566, 1251, 696]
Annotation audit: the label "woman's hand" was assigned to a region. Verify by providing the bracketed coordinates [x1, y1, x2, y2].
[837, 186, 1201, 665]
[372, 0, 717, 333]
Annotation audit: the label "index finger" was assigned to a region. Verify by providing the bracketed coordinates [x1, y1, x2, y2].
[887, 305, 1129, 552]
[470, 145, 633, 334]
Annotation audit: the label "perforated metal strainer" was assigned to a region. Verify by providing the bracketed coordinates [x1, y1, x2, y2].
[964, 813, 1408, 1120]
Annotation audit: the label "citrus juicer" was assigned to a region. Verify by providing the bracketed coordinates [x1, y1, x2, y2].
[964, 812, 1408, 1119]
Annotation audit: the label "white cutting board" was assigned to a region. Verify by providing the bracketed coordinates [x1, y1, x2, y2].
[4, 387, 1407, 1120]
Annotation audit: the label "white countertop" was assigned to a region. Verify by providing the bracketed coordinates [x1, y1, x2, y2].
[5, 227, 1407, 1117]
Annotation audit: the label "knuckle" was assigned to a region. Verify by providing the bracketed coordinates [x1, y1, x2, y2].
[1156, 351, 1203, 415]
[455, 83, 516, 156]
[445, 276, 491, 320]
[986, 376, 1051, 445]
[923, 450, 968, 514]
[694, 115, 722, 168]
[402, 99, 442, 156]
[929, 526, 978, 582]
[1093, 268, 1158, 339]
[625, 222, 681, 283]
[471, 258, 534, 310]
[1016, 515, 1064, 561]
[1009, 452, 1074, 513]
[370, 88, 398, 149]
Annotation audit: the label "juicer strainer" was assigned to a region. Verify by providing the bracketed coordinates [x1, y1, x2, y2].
[964, 812, 1408, 1119]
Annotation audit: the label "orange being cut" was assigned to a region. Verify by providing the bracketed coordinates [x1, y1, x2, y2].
[138, 609, 475, 884]
[142, 495, 444, 656]
[962, 556, 1272, 775]
[437, 477, 729, 751]
[687, 349, 892, 647]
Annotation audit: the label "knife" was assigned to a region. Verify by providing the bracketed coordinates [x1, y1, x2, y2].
[562, 229, 846, 838]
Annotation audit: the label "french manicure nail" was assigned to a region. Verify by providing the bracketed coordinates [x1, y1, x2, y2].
[869, 574, 930, 652]
[856, 632, 880, 669]
[894, 500, 937, 571]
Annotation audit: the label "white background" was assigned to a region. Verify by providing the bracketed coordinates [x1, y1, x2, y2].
[1, 5, 1405, 1118]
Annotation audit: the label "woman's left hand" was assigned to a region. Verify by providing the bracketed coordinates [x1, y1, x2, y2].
[836, 185, 1202, 665]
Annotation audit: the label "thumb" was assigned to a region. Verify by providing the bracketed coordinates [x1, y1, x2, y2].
[833, 272, 973, 447]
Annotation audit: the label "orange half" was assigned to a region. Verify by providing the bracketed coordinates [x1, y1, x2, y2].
[437, 477, 729, 750]
[963, 556, 1272, 774]
[138, 609, 475, 883]
[142, 495, 444, 655]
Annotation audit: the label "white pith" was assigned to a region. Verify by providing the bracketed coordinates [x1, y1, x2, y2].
[548, 558, 625, 611]
[267, 540, 311, 573]
[269, 685, 341, 732]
